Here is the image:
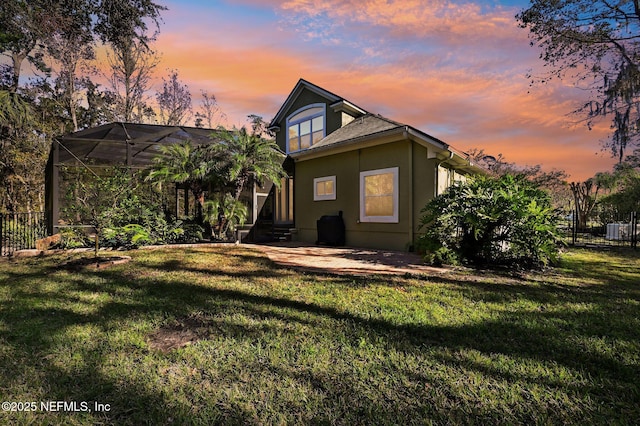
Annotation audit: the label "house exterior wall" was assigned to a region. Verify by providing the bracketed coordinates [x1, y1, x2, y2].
[413, 144, 439, 245]
[295, 139, 439, 251]
[437, 165, 451, 196]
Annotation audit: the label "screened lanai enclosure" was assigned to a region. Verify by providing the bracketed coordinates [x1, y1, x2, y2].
[44, 122, 286, 243]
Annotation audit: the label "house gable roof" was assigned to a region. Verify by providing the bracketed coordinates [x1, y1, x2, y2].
[289, 112, 483, 173]
[268, 79, 367, 130]
[269, 79, 483, 174]
[290, 113, 446, 157]
[310, 114, 405, 149]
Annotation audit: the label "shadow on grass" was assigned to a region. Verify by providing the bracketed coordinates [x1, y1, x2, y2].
[1, 247, 639, 424]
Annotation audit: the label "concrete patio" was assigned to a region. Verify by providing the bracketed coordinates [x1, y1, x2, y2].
[250, 242, 448, 276]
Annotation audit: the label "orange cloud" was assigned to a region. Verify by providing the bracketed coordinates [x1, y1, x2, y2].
[149, 1, 617, 180]
[277, 0, 523, 44]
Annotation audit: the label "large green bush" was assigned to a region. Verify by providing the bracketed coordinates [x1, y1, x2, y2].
[59, 166, 204, 249]
[418, 174, 561, 268]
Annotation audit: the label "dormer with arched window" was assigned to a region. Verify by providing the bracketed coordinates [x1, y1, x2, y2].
[286, 104, 325, 154]
[268, 79, 368, 154]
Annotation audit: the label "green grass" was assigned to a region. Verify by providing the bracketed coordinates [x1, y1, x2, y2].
[0, 246, 639, 425]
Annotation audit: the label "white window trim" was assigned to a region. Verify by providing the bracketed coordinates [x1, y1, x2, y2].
[286, 103, 326, 154]
[359, 167, 399, 223]
[313, 175, 336, 201]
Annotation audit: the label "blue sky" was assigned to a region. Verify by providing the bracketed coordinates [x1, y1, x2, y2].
[149, 0, 615, 180]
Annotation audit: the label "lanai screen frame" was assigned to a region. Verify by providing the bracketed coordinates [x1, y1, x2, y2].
[45, 122, 221, 235]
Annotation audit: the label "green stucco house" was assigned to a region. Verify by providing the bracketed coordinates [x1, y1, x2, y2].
[266, 79, 482, 251]
[44, 79, 481, 251]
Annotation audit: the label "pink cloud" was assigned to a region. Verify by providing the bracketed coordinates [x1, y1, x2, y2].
[149, 1, 617, 180]
[277, 0, 524, 44]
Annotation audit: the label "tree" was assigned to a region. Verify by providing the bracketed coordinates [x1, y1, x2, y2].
[0, 0, 52, 92]
[194, 90, 225, 128]
[0, 90, 40, 212]
[81, 79, 118, 128]
[0, 0, 168, 213]
[203, 194, 248, 240]
[211, 126, 286, 201]
[199, 126, 285, 239]
[105, 36, 159, 122]
[246, 114, 273, 137]
[0, 90, 32, 127]
[45, 2, 95, 131]
[94, 0, 164, 123]
[145, 142, 219, 224]
[93, 0, 165, 52]
[517, 0, 640, 161]
[156, 69, 192, 126]
[419, 174, 561, 268]
[569, 180, 600, 230]
[467, 148, 571, 208]
[595, 151, 640, 220]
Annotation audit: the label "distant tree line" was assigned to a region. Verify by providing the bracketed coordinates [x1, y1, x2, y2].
[0, 0, 227, 213]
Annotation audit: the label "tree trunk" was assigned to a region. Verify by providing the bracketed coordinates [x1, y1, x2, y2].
[10, 52, 27, 93]
[570, 181, 599, 230]
[233, 175, 248, 201]
[191, 183, 205, 225]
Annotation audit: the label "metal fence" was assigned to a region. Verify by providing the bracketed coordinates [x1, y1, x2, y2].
[0, 212, 47, 256]
[561, 210, 638, 248]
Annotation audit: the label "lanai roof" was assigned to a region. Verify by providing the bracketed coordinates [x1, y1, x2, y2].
[55, 122, 219, 167]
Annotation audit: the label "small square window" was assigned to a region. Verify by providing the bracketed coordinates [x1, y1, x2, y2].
[314, 176, 336, 201]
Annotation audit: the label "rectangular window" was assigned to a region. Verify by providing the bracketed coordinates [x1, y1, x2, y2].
[360, 167, 398, 223]
[276, 177, 294, 223]
[288, 125, 299, 152]
[300, 133, 311, 150]
[314, 176, 336, 201]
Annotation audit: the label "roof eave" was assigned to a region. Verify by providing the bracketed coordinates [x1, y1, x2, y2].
[269, 79, 342, 128]
[329, 100, 367, 117]
[290, 127, 408, 161]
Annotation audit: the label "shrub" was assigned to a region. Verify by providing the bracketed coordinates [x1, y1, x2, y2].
[101, 224, 152, 249]
[419, 174, 562, 268]
[58, 227, 92, 249]
[175, 222, 204, 243]
[204, 195, 248, 241]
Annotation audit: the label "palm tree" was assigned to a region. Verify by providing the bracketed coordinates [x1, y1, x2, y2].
[145, 141, 220, 224]
[0, 90, 32, 128]
[212, 126, 286, 201]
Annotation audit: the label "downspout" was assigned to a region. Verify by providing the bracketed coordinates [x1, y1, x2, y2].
[406, 130, 413, 249]
[434, 150, 454, 198]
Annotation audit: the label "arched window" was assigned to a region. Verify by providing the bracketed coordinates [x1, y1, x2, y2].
[286, 104, 325, 153]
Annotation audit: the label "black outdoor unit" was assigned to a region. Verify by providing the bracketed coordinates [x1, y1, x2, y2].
[316, 211, 346, 246]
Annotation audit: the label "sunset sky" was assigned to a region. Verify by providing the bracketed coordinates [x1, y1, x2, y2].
[152, 0, 615, 180]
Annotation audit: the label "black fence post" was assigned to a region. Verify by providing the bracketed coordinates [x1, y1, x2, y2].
[572, 209, 578, 246]
[8, 213, 14, 255]
[632, 211, 638, 249]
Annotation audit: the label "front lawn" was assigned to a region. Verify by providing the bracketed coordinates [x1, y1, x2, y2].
[0, 246, 638, 425]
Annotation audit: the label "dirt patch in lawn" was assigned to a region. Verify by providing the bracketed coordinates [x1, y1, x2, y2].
[148, 318, 211, 353]
[59, 255, 131, 271]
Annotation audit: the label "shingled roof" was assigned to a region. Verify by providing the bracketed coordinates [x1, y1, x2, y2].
[289, 113, 456, 161]
[311, 114, 404, 149]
